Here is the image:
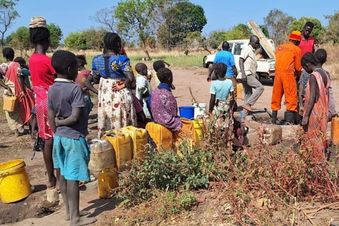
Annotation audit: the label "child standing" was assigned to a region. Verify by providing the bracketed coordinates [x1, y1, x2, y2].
[75, 54, 93, 116]
[208, 63, 235, 149]
[135, 63, 151, 119]
[48, 50, 96, 226]
[314, 49, 337, 120]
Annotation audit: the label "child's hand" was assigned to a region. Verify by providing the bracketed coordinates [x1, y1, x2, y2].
[112, 81, 125, 91]
[55, 117, 64, 127]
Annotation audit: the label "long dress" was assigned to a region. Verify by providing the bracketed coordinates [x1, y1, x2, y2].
[92, 54, 137, 138]
[3, 62, 34, 131]
[303, 70, 329, 153]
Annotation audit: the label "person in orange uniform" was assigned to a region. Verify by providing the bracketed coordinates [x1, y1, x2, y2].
[271, 31, 302, 124]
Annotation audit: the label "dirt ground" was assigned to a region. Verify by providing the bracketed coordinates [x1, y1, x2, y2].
[0, 67, 338, 226]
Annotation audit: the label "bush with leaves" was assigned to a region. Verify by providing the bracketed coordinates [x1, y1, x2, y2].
[119, 143, 214, 205]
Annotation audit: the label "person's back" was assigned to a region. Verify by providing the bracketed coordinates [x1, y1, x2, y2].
[151, 68, 182, 132]
[214, 50, 235, 78]
[275, 42, 301, 74]
[29, 53, 55, 89]
[210, 79, 233, 101]
[49, 81, 88, 138]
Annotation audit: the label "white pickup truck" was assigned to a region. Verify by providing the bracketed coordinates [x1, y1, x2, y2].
[203, 39, 276, 81]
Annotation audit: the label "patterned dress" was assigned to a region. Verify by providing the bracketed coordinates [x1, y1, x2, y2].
[303, 70, 329, 153]
[209, 96, 235, 150]
[92, 54, 137, 137]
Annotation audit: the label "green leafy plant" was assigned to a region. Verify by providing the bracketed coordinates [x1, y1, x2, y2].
[119, 143, 214, 205]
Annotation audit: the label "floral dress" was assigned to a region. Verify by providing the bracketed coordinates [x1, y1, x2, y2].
[92, 54, 137, 137]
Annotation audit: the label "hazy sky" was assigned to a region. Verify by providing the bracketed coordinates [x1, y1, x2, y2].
[7, 0, 339, 39]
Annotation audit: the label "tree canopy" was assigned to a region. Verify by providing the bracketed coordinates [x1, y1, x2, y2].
[64, 29, 106, 50]
[322, 11, 339, 44]
[47, 23, 63, 49]
[6, 26, 29, 54]
[264, 9, 295, 45]
[0, 0, 19, 46]
[157, 1, 206, 48]
[207, 24, 251, 49]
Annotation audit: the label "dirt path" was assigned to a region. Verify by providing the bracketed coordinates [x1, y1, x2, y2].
[1, 68, 338, 225]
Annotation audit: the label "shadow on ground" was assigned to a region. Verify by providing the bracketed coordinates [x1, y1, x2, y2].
[83, 198, 121, 218]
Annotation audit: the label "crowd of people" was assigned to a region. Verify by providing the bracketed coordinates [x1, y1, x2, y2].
[0, 16, 337, 225]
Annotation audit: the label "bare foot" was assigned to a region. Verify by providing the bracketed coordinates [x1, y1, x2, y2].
[65, 210, 91, 221]
[71, 216, 97, 226]
[47, 176, 57, 188]
[242, 104, 253, 112]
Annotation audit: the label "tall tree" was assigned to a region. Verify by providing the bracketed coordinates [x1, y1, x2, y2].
[264, 9, 295, 45]
[323, 11, 339, 44]
[0, 0, 19, 46]
[93, 7, 116, 32]
[114, 0, 180, 47]
[47, 23, 62, 49]
[114, 0, 156, 47]
[157, 1, 207, 48]
[288, 17, 325, 42]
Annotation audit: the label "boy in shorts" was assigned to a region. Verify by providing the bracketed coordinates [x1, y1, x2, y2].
[48, 50, 96, 226]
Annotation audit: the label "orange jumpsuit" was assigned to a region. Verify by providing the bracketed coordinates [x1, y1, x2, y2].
[271, 42, 302, 112]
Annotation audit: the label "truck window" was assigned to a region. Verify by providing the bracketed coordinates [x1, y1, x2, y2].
[234, 43, 243, 55]
[229, 43, 234, 52]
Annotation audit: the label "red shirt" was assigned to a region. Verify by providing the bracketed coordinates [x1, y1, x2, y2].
[299, 36, 314, 57]
[29, 53, 56, 89]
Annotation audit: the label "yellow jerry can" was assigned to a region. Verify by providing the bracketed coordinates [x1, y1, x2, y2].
[120, 126, 148, 160]
[98, 167, 119, 199]
[145, 122, 174, 151]
[103, 131, 133, 170]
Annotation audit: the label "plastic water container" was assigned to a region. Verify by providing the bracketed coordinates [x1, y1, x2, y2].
[145, 122, 174, 151]
[120, 126, 148, 160]
[88, 139, 115, 178]
[179, 106, 195, 120]
[0, 160, 31, 203]
[103, 131, 133, 170]
[331, 116, 339, 145]
[3, 95, 16, 112]
[98, 167, 119, 199]
[193, 103, 206, 119]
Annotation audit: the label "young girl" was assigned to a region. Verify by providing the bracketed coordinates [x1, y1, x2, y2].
[301, 53, 329, 153]
[48, 50, 96, 226]
[208, 63, 235, 149]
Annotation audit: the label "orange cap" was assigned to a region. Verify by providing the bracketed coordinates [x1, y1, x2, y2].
[289, 30, 302, 42]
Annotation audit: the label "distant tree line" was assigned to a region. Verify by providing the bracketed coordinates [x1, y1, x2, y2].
[1, 0, 338, 52]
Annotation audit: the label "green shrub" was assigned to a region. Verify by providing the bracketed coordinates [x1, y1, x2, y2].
[119, 143, 214, 205]
[157, 191, 197, 218]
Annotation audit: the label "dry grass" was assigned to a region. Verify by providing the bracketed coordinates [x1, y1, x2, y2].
[83, 48, 208, 69]
[319, 44, 339, 80]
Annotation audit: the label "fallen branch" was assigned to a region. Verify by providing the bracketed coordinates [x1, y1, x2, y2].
[304, 202, 339, 215]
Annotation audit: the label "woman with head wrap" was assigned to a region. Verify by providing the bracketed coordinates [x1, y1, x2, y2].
[28, 16, 57, 188]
